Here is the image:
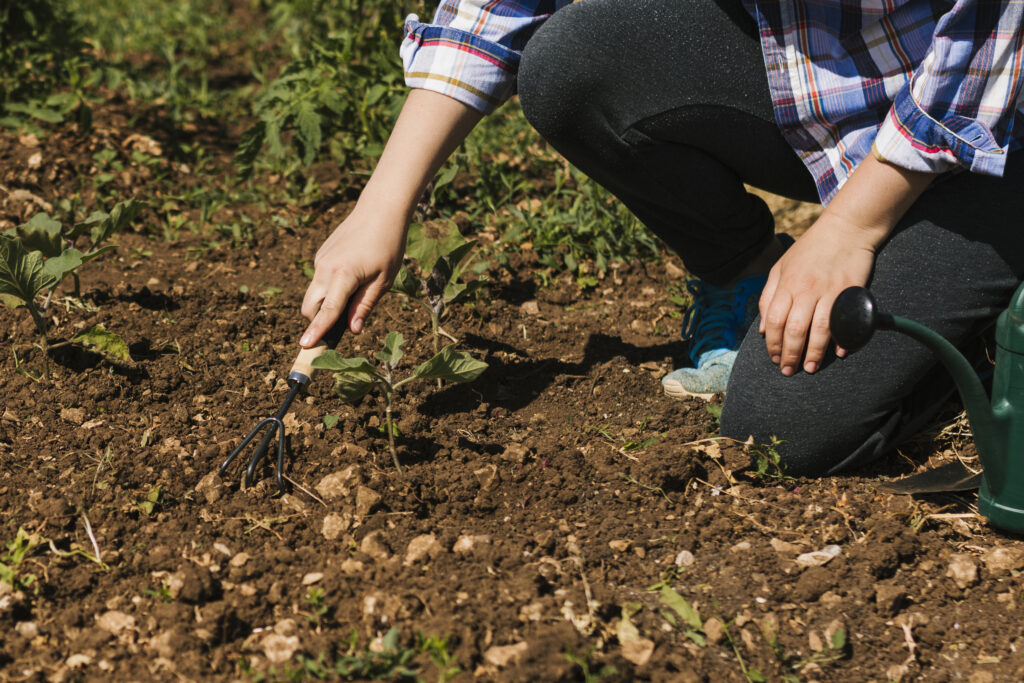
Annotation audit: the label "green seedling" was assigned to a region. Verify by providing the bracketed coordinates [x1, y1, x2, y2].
[302, 586, 329, 626]
[391, 222, 486, 360]
[312, 331, 487, 473]
[137, 485, 163, 516]
[0, 527, 43, 593]
[564, 647, 617, 683]
[417, 633, 462, 683]
[0, 199, 141, 376]
[144, 581, 174, 603]
[649, 580, 706, 647]
[750, 436, 794, 482]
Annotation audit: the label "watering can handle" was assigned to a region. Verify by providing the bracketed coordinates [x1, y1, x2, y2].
[288, 317, 348, 381]
[829, 287, 895, 351]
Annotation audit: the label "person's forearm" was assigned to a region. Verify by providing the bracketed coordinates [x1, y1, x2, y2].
[818, 151, 935, 247]
[356, 88, 484, 222]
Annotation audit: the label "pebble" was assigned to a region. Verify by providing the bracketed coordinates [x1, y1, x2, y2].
[60, 408, 85, 425]
[520, 300, 539, 316]
[15, 621, 38, 639]
[769, 538, 801, 555]
[229, 553, 250, 568]
[302, 572, 323, 585]
[340, 559, 365, 575]
[608, 540, 630, 553]
[983, 547, 1024, 574]
[795, 545, 841, 567]
[355, 486, 382, 517]
[453, 534, 492, 555]
[675, 550, 695, 566]
[315, 466, 360, 501]
[404, 534, 440, 565]
[473, 464, 499, 491]
[95, 611, 134, 635]
[703, 617, 724, 645]
[194, 472, 223, 504]
[261, 633, 300, 664]
[484, 642, 529, 668]
[947, 553, 978, 589]
[322, 512, 352, 540]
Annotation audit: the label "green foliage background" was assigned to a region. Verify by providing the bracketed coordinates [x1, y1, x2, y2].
[1, 0, 660, 281]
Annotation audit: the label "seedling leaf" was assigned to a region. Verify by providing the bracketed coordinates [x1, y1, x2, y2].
[311, 351, 377, 375]
[651, 582, 702, 631]
[0, 236, 57, 305]
[322, 414, 340, 429]
[42, 248, 84, 282]
[390, 266, 420, 298]
[375, 331, 404, 367]
[86, 199, 144, 246]
[72, 326, 131, 363]
[17, 213, 63, 257]
[405, 222, 464, 273]
[412, 346, 487, 383]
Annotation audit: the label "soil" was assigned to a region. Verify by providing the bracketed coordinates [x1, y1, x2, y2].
[3, 103, 1024, 683]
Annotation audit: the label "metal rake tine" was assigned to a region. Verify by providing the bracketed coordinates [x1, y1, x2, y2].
[244, 417, 282, 489]
[219, 417, 277, 478]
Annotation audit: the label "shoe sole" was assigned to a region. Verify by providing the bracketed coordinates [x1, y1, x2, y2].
[662, 382, 716, 402]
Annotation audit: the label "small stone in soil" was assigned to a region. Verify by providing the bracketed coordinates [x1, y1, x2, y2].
[322, 512, 352, 540]
[947, 553, 978, 589]
[359, 531, 391, 561]
[874, 582, 907, 616]
[983, 546, 1024, 574]
[453, 534, 492, 555]
[261, 633, 300, 664]
[302, 572, 323, 585]
[609, 540, 630, 553]
[315, 466, 361, 501]
[229, 552, 250, 568]
[404, 534, 440, 565]
[703, 616, 724, 644]
[675, 550, 695, 566]
[355, 486, 382, 517]
[484, 642, 529, 668]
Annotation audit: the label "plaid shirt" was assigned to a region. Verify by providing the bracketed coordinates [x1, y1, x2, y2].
[401, 0, 1024, 203]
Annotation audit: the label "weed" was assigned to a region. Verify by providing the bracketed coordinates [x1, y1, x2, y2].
[750, 436, 794, 482]
[564, 647, 617, 683]
[0, 527, 43, 593]
[417, 633, 462, 682]
[302, 586, 329, 625]
[313, 332, 487, 472]
[136, 485, 163, 516]
[649, 580, 706, 646]
[144, 581, 174, 603]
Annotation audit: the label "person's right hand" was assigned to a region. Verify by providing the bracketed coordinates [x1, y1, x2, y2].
[299, 206, 407, 348]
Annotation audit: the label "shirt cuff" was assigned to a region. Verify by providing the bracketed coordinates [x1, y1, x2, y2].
[873, 83, 1008, 177]
[400, 14, 519, 115]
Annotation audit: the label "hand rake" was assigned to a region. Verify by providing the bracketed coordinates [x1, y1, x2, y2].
[218, 321, 345, 494]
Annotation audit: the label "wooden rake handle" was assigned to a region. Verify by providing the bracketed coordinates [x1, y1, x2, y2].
[288, 318, 347, 380]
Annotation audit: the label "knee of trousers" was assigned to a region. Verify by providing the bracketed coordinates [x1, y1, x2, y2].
[518, 8, 612, 151]
[718, 365, 897, 478]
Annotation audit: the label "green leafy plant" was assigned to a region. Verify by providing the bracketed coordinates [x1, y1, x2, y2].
[391, 222, 487, 358]
[312, 332, 487, 472]
[750, 436, 794, 482]
[137, 485, 163, 516]
[417, 633, 462, 683]
[649, 580, 706, 647]
[303, 586, 329, 625]
[0, 527, 43, 593]
[0, 199, 142, 375]
[564, 647, 617, 683]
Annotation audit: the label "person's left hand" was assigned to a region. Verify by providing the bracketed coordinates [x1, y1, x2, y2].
[758, 215, 878, 375]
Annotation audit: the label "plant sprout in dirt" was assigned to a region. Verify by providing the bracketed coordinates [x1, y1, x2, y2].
[312, 331, 487, 472]
[390, 221, 487, 359]
[0, 198, 142, 376]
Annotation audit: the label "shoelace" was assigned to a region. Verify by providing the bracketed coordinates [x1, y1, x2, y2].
[681, 280, 745, 365]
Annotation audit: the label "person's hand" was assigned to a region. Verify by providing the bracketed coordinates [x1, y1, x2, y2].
[299, 206, 407, 347]
[757, 215, 878, 375]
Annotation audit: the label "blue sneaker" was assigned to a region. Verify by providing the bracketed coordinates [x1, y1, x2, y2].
[661, 274, 767, 400]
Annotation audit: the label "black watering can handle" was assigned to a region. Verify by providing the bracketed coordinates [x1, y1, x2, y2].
[829, 287, 895, 351]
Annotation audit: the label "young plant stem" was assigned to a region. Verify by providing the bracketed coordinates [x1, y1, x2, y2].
[383, 369, 402, 474]
[430, 309, 442, 389]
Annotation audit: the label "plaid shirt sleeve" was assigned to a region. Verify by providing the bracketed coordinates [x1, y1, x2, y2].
[873, 0, 1024, 176]
[400, 1, 569, 114]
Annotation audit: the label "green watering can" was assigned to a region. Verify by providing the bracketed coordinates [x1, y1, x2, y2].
[830, 285, 1024, 533]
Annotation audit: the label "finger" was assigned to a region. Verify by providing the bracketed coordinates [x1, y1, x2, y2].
[780, 298, 815, 375]
[835, 344, 847, 358]
[346, 276, 390, 334]
[301, 278, 328, 320]
[300, 274, 357, 347]
[802, 300, 833, 373]
[763, 289, 793, 365]
[758, 267, 781, 335]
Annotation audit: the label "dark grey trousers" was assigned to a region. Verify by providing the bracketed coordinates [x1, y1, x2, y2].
[518, 0, 1024, 475]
